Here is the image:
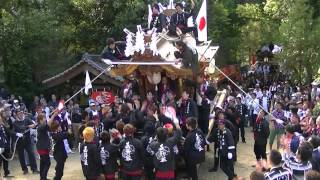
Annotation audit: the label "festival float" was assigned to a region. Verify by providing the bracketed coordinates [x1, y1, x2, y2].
[42, 0, 220, 106]
[101, 2, 219, 97]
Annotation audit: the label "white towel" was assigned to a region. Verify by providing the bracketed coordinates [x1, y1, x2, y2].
[63, 139, 72, 154]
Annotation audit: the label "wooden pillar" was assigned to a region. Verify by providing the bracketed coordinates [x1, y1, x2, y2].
[139, 75, 146, 99]
[178, 78, 183, 97]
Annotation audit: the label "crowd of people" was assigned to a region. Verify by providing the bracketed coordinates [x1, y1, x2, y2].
[0, 0, 319, 180]
[0, 75, 212, 180]
[0, 69, 320, 180]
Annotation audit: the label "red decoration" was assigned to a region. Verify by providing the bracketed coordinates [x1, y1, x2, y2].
[91, 91, 115, 105]
[250, 54, 256, 65]
[58, 100, 65, 111]
[199, 17, 206, 31]
[218, 65, 241, 82]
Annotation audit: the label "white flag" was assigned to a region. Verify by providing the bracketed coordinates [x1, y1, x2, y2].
[84, 71, 92, 95]
[158, 3, 165, 13]
[168, 0, 174, 9]
[196, 0, 207, 42]
[148, 4, 152, 29]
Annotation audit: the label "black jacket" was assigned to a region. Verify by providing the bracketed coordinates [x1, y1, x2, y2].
[253, 118, 270, 145]
[101, 47, 122, 60]
[312, 148, 320, 172]
[179, 99, 198, 124]
[0, 124, 14, 149]
[235, 104, 247, 119]
[51, 131, 68, 159]
[208, 119, 237, 144]
[99, 142, 119, 174]
[225, 113, 240, 143]
[0, 128, 6, 149]
[13, 118, 34, 143]
[184, 128, 206, 165]
[179, 47, 199, 74]
[102, 114, 117, 131]
[36, 124, 50, 150]
[80, 142, 101, 178]
[150, 129, 182, 172]
[71, 111, 82, 124]
[170, 11, 193, 29]
[141, 134, 156, 161]
[117, 111, 136, 125]
[216, 128, 235, 158]
[119, 136, 144, 173]
[150, 13, 167, 32]
[225, 111, 239, 127]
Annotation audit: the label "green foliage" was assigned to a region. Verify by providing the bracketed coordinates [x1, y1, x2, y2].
[277, 0, 320, 82]
[0, 0, 146, 99]
[0, 0, 74, 98]
[236, 3, 265, 62]
[235, 0, 320, 82]
[208, 0, 242, 65]
[1, 0, 320, 100]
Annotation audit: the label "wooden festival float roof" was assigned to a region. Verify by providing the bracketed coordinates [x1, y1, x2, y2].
[102, 34, 219, 81]
[106, 49, 194, 80]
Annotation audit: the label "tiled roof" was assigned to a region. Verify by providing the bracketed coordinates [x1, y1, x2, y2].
[42, 53, 123, 84]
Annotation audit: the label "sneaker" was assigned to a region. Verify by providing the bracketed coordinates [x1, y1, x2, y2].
[32, 170, 40, 174]
[23, 170, 29, 175]
[208, 167, 218, 172]
[4, 173, 14, 177]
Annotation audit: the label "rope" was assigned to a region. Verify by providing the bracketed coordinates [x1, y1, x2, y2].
[0, 129, 31, 161]
[211, 60, 277, 120]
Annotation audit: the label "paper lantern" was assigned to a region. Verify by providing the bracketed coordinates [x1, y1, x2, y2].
[147, 72, 161, 85]
[206, 60, 215, 74]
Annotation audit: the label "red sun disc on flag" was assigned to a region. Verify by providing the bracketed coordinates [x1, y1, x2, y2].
[199, 17, 206, 31]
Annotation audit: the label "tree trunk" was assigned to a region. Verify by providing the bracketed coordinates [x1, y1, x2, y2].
[304, 61, 314, 84]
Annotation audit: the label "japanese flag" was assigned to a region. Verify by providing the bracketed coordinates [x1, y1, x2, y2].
[196, 0, 207, 42]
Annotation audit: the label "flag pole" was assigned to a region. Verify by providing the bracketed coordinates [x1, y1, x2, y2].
[211, 59, 276, 120]
[65, 65, 113, 104]
[51, 65, 113, 115]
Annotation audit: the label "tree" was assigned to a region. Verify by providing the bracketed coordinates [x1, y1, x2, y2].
[0, 0, 147, 100]
[236, 3, 267, 64]
[208, 0, 242, 65]
[277, 0, 320, 82]
[235, 0, 320, 83]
